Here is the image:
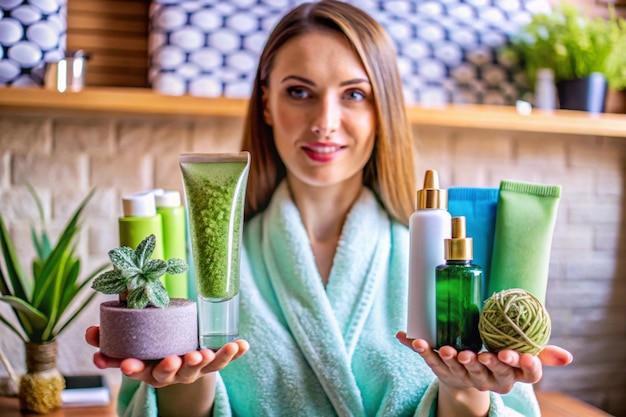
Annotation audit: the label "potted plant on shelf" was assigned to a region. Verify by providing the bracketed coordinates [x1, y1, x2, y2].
[505, 3, 626, 112]
[0, 187, 107, 414]
[92, 234, 198, 360]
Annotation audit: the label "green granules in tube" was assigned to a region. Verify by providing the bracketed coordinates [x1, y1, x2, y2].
[180, 153, 250, 301]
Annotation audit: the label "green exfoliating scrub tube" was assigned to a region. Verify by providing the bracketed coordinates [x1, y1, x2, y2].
[488, 180, 561, 305]
[180, 152, 250, 350]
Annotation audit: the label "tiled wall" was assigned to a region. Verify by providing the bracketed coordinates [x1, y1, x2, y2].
[0, 113, 625, 415]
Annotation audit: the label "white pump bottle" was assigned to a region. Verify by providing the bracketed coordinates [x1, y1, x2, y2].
[406, 169, 451, 346]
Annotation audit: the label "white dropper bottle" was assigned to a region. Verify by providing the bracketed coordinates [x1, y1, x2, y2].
[406, 169, 451, 346]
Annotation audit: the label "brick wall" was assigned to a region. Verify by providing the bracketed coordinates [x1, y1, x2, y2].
[0, 114, 625, 416]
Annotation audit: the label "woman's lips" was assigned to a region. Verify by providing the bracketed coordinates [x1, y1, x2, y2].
[302, 143, 346, 162]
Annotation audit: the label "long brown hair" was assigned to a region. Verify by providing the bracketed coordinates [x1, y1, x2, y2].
[242, 0, 416, 226]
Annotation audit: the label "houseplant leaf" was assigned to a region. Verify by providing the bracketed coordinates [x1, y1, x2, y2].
[0, 215, 31, 301]
[0, 187, 106, 343]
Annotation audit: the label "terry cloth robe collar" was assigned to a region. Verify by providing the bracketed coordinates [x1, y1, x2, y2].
[262, 182, 390, 417]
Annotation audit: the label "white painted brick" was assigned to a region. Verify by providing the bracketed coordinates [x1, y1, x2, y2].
[539, 360, 626, 391]
[515, 134, 567, 167]
[53, 118, 115, 154]
[546, 284, 626, 308]
[568, 136, 626, 168]
[452, 130, 514, 161]
[118, 120, 190, 155]
[0, 152, 9, 189]
[563, 258, 616, 280]
[0, 186, 49, 220]
[90, 154, 153, 196]
[449, 164, 491, 187]
[88, 219, 120, 258]
[568, 202, 622, 225]
[13, 153, 87, 189]
[413, 127, 454, 178]
[595, 168, 623, 196]
[0, 116, 51, 153]
[191, 117, 244, 153]
[542, 167, 594, 196]
[593, 225, 623, 251]
[551, 224, 594, 250]
[154, 155, 185, 193]
[570, 307, 626, 336]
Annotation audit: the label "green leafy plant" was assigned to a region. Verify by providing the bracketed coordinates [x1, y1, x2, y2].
[506, 3, 626, 90]
[0, 188, 107, 343]
[92, 234, 187, 309]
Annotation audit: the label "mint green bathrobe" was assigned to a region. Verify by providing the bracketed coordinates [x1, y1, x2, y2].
[117, 183, 540, 417]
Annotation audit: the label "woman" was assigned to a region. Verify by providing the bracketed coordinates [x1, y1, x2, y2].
[86, 2, 572, 416]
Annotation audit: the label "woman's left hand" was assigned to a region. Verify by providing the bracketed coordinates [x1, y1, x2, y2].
[396, 331, 572, 394]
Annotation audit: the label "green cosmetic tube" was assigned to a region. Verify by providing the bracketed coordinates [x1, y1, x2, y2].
[156, 190, 188, 299]
[180, 152, 250, 350]
[118, 191, 164, 261]
[488, 180, 561, 305]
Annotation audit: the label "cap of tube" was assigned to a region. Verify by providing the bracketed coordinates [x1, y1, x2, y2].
[417, 169, 448, 210]
[155, 190, 181, 208]
[122, 192, 157, 217]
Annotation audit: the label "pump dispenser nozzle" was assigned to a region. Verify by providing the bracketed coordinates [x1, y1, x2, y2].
[417, 169, 448, 210]
[445, 216, 473, 261]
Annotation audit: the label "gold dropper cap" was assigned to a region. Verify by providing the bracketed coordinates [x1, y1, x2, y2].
[445, 216, 473, 261]
[417, 169, 447, 210]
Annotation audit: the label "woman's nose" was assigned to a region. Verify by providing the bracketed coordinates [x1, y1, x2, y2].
[311, 96, 340, 138]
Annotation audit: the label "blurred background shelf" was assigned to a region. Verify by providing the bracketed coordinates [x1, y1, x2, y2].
[0, 87, 624, 138]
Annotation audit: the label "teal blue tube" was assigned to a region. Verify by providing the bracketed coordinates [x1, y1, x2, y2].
[448, 187, 499, 302]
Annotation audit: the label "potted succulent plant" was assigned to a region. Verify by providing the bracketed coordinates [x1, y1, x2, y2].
[505, 3, 626, 112]
[0, 187, 107, 414]
[92, 234, 198, 360]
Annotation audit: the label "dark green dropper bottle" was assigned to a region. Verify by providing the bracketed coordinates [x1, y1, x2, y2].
[435, 216, 483, 353]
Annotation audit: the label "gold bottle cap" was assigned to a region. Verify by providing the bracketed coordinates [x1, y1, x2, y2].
[445, 216, 473, 261]
[417, 169, 448, 210]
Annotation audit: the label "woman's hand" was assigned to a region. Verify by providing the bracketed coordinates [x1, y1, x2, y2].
[396, 331, 572, 394]
[85, 326, 249, 388]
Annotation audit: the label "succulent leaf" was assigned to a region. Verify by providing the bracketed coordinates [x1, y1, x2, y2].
[109, 246, 138, 271]
[148, 282, 170, 308]
[127, 287, 150, 309]
[143, 259, 168, 282]
[91, 270, 127, 294]
[93, 234, 187, 308]
[135, 234, 156, 268]
[166, 258, 188, 275]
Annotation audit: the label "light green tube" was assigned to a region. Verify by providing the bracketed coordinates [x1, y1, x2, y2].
[488, 180, 561, 305]
[180, 152, 250, 350]
[156, 190, 188, 299]
[118, 191, 164, 260]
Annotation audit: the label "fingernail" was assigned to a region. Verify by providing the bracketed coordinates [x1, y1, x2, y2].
[414, 347, 425, 353]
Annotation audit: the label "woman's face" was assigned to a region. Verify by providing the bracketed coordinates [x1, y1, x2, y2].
[262, 30, 376, 190]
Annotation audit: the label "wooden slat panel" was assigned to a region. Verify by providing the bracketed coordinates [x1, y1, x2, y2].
[85, 72, 149, 87]
[68, 0, 149, 17]
[67, 33, 148, 54]
[86, 52, 148, 70]
[67, 13, 148, 35]
[66, 0, 150, 87]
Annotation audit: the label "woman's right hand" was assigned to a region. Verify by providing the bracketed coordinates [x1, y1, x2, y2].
[85, 325, 249, 388]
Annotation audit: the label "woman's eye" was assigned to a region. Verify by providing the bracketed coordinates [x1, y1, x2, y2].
[287, 87, 310, 99]
[345, 89, 366, 101]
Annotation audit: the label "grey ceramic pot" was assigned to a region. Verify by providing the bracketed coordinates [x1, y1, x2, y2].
[99, 299, 198, 360]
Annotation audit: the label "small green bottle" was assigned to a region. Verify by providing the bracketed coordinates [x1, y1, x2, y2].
[436, 216, 483, 353]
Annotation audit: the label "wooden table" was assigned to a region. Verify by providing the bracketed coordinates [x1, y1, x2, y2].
[536, 391, 614, 417]
[0, 397, 116, 416]
[0, 390, 613, 416]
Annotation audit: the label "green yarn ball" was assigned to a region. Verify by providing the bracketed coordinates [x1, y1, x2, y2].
[478, 288, 551, 355]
